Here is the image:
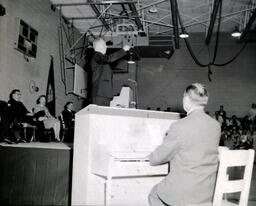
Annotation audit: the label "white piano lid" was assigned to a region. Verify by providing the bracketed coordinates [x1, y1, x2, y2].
[76, 104, 180, 120]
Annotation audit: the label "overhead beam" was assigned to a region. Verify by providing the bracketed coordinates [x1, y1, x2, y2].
[184, 7, 255, 28]
[170, 0, 179, 49]
[66, 16, 99, 20]
[52, 1, 137, 7]
[65, 13, 141, 21]
[135, 0, 167, 12]
[142, 19, 173, 28]
[121, 4, 130, 18]
[128, 3, 144, 31]
[205, 0, 222, 45]
[88, 1, 111, 30]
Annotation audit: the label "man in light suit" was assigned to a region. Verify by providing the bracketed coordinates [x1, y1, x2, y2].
[91, 38, 130, 106]
[148, 83, 221, 206]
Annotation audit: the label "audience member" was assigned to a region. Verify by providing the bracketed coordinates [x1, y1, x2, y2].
[249, 103, 256, 121]
[214, 111, 224, 126]
[33, 95, 61, 141]
[230, 115, 241, 131]
[241, 115, 251, 131]
[236, 133, 252, 150]
[251, 130, 256, 150]
[223, 131, 234, 149]
[219, 113, 255, 150]
[216, 105, 227, 121]
[165, 107, 171, 112]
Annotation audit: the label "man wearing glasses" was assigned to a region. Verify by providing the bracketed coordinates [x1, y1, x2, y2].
[3, 89, 33, 143]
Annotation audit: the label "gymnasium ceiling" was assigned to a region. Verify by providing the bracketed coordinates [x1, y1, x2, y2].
[51, 0, 256, 38]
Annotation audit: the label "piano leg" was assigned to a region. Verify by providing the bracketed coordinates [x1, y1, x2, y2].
[106, 158, 114, 206]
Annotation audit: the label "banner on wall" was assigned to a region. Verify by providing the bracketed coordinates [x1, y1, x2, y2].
[46, 56, 56, 116]
[73, 64, 87, 98]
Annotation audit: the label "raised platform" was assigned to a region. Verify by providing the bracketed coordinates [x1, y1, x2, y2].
[0, 142, 73, 206]
[0, 142, 73, 149]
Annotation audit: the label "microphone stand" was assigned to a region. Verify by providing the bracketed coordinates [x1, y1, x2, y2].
[128, 78, 138, 108]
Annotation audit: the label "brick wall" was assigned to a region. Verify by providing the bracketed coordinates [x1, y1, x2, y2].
[0, 0, 85, 115]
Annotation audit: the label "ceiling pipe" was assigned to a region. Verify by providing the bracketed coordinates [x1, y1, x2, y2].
[170, 0, 179, 49]
[240, 8, 256, 40]
[128, 3, 144, 31]
[121, 4, 130, 18]
[205, 0, 222, 45]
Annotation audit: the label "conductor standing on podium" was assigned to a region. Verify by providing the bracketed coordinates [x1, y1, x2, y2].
[148, 83, 221, 206]
[91, 38, 130, 106]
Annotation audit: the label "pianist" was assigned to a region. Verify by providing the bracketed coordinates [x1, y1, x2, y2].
[91, 38, 130, 106]
[148, 83, 221, 206]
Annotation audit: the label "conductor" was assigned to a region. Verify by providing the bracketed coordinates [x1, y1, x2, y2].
[148, 83, 221, 206]
[91, 38, 130, 106]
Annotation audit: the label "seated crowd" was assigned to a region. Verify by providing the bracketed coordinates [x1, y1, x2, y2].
[0, 89, 75, 144]
[146, 105, 256, 150]
[214, 105, 256, 150]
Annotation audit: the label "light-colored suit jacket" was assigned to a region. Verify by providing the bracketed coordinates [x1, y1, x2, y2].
[149, 108, 221, 206]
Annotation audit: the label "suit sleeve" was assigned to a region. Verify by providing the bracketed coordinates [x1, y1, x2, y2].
[20, 102, 29, 115]
[95, 49, 127, 64]
[149, 124, 180, 166]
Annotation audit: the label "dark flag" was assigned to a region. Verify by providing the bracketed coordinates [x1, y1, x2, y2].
[46, 56, 56, 116]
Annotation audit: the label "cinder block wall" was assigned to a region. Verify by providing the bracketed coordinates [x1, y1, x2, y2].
[137, 34, 256, 117]
[0, 0, 85, 115]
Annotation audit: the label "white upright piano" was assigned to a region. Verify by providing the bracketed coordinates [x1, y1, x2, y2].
[72, 105, 180, 206]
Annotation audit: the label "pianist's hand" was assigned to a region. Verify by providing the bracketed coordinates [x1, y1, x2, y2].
[144, 155, 150, 162]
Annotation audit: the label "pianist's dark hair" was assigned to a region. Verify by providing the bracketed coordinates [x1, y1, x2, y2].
[184, 83, 209, 106]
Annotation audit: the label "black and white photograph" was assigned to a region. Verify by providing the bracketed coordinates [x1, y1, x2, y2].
[0, 0, 255, 205]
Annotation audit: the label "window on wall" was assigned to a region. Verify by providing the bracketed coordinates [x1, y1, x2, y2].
[16, 19, 38, 58]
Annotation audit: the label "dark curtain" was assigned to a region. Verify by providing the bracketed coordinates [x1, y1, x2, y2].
[46, 56, 56, 116]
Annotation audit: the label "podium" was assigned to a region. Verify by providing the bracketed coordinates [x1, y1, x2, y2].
[71, 105, 180, 206]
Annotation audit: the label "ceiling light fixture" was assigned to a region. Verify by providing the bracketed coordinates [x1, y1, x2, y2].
[149, 5, 158, 13]
[231, 27, 242, 38]
[179, 32, 189, 38]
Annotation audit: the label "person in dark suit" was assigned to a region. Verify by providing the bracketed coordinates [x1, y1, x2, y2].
[148, 83, 221, 206]
[3, 89, 33, 143]
[61, 101, 75, 128]
[61, 101, 75, 142]
[0, 100, 8, 142]
[91, 38, 130, 106]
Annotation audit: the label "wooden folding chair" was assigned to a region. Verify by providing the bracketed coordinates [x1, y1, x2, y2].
[213, 149, 255, 206]
[187, 147, 255, 206]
